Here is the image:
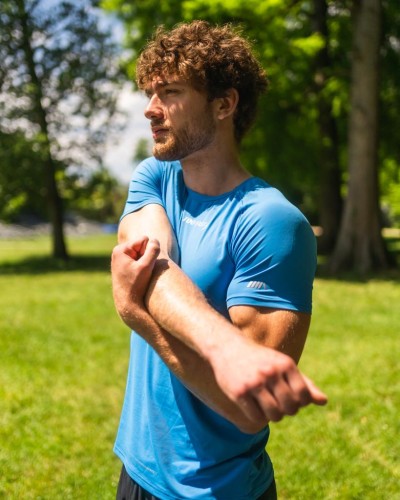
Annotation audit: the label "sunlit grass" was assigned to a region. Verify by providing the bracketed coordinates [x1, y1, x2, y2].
[0, 235, 399, 498]
[270, 276, 400, 499]
[0, 235, 126, 498]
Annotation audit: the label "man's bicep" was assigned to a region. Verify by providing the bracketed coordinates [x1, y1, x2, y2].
[118, 204, 179, 261]
[229, 305, 311, 364]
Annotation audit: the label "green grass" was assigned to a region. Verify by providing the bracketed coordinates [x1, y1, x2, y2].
[0, 235, 126, 499]
[269, 276, 400, 499]
[0, 236, 399, 499]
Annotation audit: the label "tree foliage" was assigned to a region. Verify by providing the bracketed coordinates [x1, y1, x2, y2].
[0, 130, 47, 221]
[62, 167, 127, 224]
[0, 0, 123, 258]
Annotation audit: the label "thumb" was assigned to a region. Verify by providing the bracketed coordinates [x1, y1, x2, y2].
[139, 238, 161, 270]
[303, 375, 328, 406]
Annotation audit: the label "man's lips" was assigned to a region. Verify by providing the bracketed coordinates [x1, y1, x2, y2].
[151, 126, 169, 139]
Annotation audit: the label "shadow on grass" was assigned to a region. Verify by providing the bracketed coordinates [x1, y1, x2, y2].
[316, 263, 400, 284]
[316, 254, 400, 284]
[314, 234, 400, 283]
[0, 254, 111, 275]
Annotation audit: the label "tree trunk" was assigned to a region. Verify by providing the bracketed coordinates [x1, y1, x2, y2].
[17, 0, 68, 260]
[329, 0, 390, 274]
[312, 0, 343, 254]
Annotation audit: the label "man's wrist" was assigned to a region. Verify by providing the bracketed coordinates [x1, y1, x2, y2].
[200, 318, 248, 365]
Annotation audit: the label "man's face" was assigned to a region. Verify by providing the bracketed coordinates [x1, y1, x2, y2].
[144, 77, 216, 161]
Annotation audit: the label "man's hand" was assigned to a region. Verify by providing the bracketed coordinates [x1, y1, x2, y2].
[111, 236, 160, 328]
[209, 336, 327, 429]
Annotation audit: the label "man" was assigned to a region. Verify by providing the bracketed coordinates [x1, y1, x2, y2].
[111, 20, 327, 500]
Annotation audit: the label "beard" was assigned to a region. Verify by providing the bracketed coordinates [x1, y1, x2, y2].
[152, 104, 216, 161]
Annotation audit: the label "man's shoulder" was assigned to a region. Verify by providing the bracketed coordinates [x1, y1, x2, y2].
[238, 178, 305, 221]
[231, 178, 314, 254]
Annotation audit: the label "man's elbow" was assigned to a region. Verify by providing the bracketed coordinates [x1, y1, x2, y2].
[117, 228, 127, 244]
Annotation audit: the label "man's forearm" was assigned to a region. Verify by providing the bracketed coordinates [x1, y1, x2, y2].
[120, 303, 265, 433]
[145, 255, 245, 361]
[142, 254, 327, 425]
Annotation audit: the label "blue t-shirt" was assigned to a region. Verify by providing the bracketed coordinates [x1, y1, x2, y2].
[114, 158, 317, 499]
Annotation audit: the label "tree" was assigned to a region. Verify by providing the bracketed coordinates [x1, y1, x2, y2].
[330, 0, 390, 273]
[133, 138, 151, 164]
[0, 0, 122, 259]
[311, 0, 343, 252]
[62, 167, 127, 223]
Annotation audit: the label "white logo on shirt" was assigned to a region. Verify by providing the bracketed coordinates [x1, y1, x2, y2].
[182, 216, 209, 229]
[247, 281, 267, 290]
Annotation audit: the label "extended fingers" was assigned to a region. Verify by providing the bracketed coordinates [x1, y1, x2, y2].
[239, 382, 299, 424]
[249, 364, 327, 423]
[237, 372, 298, 424]
[251, 385, 286, 422]
[266, 369, 327, 420]
[302, 375, 328, 406]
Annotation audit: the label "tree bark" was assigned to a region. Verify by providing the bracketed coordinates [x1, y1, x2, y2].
[312, 0, 343, 254]
[329, 0, 390, 274]
[17, 0, 68, 260]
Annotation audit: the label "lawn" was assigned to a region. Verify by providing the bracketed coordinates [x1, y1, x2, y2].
[0, 235, 399, 499]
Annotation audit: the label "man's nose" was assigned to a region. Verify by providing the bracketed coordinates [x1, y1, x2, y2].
[144, 94, 163, 120]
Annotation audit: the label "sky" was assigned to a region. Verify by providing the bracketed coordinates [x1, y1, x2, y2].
[104, 87, 152, 185]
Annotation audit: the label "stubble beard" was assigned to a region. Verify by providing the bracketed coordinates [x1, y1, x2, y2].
[152, 107, 216, 162]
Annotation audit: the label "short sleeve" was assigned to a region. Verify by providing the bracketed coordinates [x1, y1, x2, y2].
[227, 196, 317, 313]
[121, 157, 165, 220]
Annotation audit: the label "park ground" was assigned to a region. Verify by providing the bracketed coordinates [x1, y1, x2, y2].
[0, 233, 399, 499]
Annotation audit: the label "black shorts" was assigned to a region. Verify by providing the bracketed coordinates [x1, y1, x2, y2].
[116, 465, 277, 500]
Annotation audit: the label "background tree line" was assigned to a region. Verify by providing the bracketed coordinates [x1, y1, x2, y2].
[1, 0, 399, 274]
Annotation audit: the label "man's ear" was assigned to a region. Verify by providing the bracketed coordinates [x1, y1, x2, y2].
[214, 88, 239, 120]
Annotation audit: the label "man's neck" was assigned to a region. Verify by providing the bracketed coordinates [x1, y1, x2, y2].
[180, 141, 251, 196]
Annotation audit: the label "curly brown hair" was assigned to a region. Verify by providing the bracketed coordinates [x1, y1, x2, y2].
[136, 20, 268, 143]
